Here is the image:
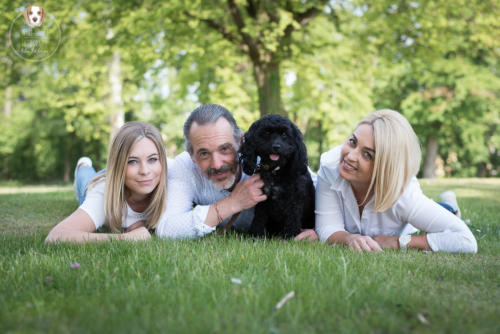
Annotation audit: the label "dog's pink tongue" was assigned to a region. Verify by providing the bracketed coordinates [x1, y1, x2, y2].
[269, 154, 280, 161]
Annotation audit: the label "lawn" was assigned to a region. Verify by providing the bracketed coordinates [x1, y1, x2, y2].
[0, 179, 499, 333]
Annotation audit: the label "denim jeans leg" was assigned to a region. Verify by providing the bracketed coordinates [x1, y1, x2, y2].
[437, 202, 455, 214]
[76, 166, 97, 205]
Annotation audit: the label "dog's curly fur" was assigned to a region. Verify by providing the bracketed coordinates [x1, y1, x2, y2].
[239, 114, 315, 238]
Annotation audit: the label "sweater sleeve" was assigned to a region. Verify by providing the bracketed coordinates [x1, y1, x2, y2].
[155, 154, 215, 239]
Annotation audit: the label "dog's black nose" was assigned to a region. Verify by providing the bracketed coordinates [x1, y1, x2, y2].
[272, 143, 281, 151]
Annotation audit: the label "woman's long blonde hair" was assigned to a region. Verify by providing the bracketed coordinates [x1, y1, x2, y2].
[90, 122, 168, 232]
[360, 109, 421, 212]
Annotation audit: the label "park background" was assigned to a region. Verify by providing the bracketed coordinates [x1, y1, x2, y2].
[1, 0, 499, 182]
[1, 2, 499, 333]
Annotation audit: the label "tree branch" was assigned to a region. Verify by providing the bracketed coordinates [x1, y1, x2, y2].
[227, 0, 261, 63]
[184, 10, 242, 48]
[245, 0, 258, 18]
[279, 2, 327, 51]
[263, 1, 280, 23]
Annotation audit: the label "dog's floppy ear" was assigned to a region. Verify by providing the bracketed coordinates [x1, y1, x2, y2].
[239, 122, 259, 176]
[40, 7, 46, 23]
[290, 122, 308, 175]
[23, 7, 31, 25]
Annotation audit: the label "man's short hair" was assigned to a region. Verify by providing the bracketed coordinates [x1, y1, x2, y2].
[184, 104, 243, 154]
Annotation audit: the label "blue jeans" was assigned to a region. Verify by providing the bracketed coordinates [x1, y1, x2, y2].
[438, 202, 455, 214]
[75, 166, 105, 205]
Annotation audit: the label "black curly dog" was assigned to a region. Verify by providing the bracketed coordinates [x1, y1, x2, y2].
[239, 114, 315, 238]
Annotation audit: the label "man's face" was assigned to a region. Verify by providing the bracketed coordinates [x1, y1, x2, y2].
[189, 117, 240, 190]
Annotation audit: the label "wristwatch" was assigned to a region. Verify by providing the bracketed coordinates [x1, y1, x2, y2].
[399, 235, 412, 250]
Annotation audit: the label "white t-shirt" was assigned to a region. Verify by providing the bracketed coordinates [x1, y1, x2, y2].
[80, 180, 147, 230]
[315, 146, 477, 253]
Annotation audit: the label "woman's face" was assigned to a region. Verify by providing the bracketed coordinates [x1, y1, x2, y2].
[125, 137, 162, 199]
[339, 124, 375, 188]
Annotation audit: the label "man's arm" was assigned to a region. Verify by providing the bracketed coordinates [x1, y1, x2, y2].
[203, 174, 267, 227]
[156, 154, 267, 239]
[156, 152, 266, 239]
[156, 173, 267, 239]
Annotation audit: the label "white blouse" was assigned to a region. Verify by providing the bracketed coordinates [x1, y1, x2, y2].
[315, 147, 477, 253]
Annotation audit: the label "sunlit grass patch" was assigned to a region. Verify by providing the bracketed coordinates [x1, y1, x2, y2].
[0, 179, 499, 333]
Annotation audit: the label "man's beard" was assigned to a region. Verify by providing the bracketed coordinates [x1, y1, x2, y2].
[208, 164, 238, 191]
[212, 172, 237, 191]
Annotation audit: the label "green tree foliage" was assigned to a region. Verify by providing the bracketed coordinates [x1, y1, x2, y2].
[0, 0, 498, 181]
[358, 0, 500, 177]
[178, 0, 331, 116]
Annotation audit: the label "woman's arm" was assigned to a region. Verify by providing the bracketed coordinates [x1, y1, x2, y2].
[398, 182, 477, 253]
[314, 169, 346, 241]
[328, 231, 382, 252]
[45, 209, 150, 243]
[373, 234, 431, 251]
[315, 167, 381, 252]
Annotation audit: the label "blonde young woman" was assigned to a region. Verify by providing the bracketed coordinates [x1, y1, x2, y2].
[314, 109, 477, 253]
[46, 122, 168, 243]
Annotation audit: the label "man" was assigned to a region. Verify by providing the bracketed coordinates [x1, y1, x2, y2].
[155, 104, 317, 240]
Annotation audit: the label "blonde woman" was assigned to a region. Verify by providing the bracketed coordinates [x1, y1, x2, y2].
[314, 109, 477, 253]
[46, 122, 168, 243]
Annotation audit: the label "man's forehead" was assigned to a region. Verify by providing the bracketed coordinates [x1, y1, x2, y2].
[190, 117, 232, 133]
[189, 118, 237, 151]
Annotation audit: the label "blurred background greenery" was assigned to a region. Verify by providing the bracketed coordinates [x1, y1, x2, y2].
[0, 0, 498, 182]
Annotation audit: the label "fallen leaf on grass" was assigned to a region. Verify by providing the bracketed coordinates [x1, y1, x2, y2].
[417, 313, 430, 325]
[271, 291, 295, 313]
[231, 278, 242, 284]
[70, 262, 81, 269]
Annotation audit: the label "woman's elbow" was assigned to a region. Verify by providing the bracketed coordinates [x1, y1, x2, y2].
[45, 230, 58, 244]
[463, 235, 478, 254]
[45, 226, 65, 244]
[455, 232, 478, 254]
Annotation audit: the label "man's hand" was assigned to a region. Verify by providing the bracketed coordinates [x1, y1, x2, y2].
[122, 226, 151, 241]
[373, 235, 399, 249]
[345, 234, 383, 252]
[228, 174, 267, 212]
[294, 229, 318, 241]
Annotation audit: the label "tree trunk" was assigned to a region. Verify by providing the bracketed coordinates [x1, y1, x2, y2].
[109, 49, 124, 140]
[476, 162, 487, 177]
[4, 85, 12, 117]
[63, 146, 70, 182]
[253, 61, 284, 116]
[422, 136, 438, 178]
[4, 34, 12, 116]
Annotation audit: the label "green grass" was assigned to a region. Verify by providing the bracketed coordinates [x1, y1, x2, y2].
[1, 179, 499, 333]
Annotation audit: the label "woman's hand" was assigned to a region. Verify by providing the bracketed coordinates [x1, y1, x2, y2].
[373, 235, 399, 249]
[126, 221, 145, 233]
[345, 234, 383, 252]
[122, 226, 151, 241]
[294, 229, 318, 241]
